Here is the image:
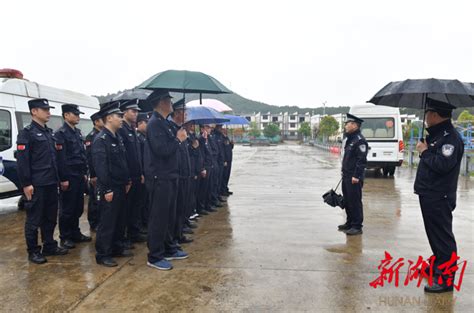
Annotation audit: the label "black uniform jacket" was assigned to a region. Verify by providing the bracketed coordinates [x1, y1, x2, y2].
[414, 120, 464, 197]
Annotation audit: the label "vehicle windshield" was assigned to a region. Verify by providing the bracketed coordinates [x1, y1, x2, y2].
[359, 117, 395, 138]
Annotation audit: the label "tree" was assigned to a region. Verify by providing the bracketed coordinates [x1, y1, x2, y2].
[248, 122, 261, 138]
[457, 110, 474, 124]
[318, 116, 339, 140]
[312, 124, 319, 138]
[403, 120, 423, 141]
[263, 123, 280, 138]
[298, 122, 311, 138]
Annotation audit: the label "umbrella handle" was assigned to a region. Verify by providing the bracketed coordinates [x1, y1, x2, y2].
[420, 93, 427, 142]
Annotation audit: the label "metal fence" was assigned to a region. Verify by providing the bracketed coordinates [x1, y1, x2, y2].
[405, 123, 473, 176]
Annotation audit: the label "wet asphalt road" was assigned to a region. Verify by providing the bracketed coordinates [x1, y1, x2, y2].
[0, 143, 472, 312]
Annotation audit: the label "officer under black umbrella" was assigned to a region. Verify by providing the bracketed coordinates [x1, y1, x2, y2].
[55, 104, 91, 249]
[118, 99, 147, 246]
[339, 113, 368, 236]
[85, 111, 104, 231]
[144, 90, 189, 271]
[92, 101, 132, 267]
[16, 98, 69, 264]
[414, 99, 464, 293]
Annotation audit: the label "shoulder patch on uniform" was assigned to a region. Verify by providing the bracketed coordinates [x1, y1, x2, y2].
[359, 144, 367, 153]
[441, 144, 454, 157]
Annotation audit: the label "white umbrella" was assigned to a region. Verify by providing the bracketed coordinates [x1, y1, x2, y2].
[186, 98, 233, 112]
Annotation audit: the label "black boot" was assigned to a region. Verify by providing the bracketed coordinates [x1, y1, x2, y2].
[28, 252, 47, 264]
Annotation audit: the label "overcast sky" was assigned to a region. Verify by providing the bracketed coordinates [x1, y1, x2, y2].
[3, 0, 473, 108]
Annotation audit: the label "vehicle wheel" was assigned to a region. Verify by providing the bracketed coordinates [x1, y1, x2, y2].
[382, 167, 389, 176]
[17, 195, 26, 211]
[388, 167, 396, 176]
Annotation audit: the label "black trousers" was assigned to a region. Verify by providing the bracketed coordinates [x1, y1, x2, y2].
[198, 168, 212, 211]
[209, 165, 221, 204]
[188, 177, 198, 217]
[24, 184, 59, 254]
[174, 178, 190, 241]
[59, 175, 85, 241]
[419, 194, 457, 279]
[341, 178, 364, 229]
[87, 182, 99, 229]
[95, 186, 127, 261]
[221, 162, 232, 193]
[147, 178, 179, 263]
[125, 180, 143, 240]
[137, 182, 149, 228]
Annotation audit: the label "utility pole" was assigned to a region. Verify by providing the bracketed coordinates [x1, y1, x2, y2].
[323, 101, 327, 116]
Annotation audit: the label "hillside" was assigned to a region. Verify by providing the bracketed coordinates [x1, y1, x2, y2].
[95, 90, 473, 118]
[96, 89, 350, 115]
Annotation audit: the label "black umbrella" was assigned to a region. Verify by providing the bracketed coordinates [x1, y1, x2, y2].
[368, 78, 474, 136]
[322, 179, 344, 209]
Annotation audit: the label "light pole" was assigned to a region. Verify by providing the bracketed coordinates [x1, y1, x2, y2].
[323, 101, 327, 116]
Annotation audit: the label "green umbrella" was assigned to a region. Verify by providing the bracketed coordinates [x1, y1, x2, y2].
[137, 70, 232, 94]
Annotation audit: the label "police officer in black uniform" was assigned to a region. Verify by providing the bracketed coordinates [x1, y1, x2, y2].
[213, 124, 228, 202]
[55, 104, 90, 249]
[136, 112, 149, 232]
[184, 122, 204, 221]
[197, 125, 213, 215]
[221, 129, 234, 196]
[169, 99, 193, 244]
[414, 99, 464, 293]
[92, 101, 132, 267]
[339, 113, 368, 236]
[208, 127, 223, 209]
[16, 98, 69, 264]
[118, 99, 147, 245]
[85, 112, 104, 231]
[144, 91, 189, 271]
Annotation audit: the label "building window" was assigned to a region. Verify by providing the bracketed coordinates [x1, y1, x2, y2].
[245, 116, 251, 121]
[262, 115, 268, 120]
[290, 132, 295, 136]
[0, 110, 12, 152]
[290, 123, 296, 128]
[299, 117, 305, 122]
[290, 116, 296, 121]
[272, 117, 278, 122]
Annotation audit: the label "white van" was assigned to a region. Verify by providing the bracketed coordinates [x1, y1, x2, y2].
[349, 104, 404, 176]
[0, 69, 100, 199]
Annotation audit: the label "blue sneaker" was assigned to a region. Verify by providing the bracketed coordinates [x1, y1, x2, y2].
[147, 259, 173, 270]
[164, 250, 189, 261]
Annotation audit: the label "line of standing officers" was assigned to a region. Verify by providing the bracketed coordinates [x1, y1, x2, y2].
[16, 91, 234, 269]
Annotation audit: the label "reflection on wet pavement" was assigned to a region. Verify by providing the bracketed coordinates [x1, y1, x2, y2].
[0, 144, 472, 312]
